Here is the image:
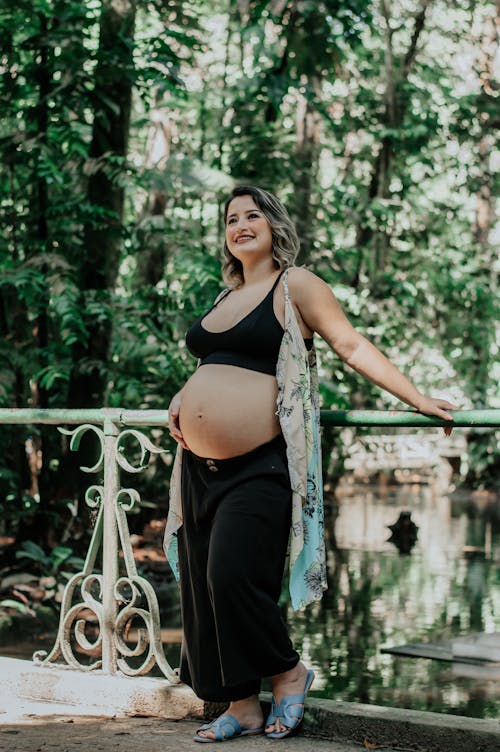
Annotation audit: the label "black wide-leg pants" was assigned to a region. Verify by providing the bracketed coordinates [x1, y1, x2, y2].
[177, 433, 299, 702]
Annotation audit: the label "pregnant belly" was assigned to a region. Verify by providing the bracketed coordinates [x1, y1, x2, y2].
[179, 364, 281, 459]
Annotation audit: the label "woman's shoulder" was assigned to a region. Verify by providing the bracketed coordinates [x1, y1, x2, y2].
[285, 266, 326, 297]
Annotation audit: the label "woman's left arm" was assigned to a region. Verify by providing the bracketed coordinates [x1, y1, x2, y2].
[289, 269, 459, 431]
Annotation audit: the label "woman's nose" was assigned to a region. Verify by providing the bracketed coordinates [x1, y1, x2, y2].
[229, 220, 248, 235]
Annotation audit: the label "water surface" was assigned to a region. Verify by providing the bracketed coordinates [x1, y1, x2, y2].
[288, 482, 500, 718]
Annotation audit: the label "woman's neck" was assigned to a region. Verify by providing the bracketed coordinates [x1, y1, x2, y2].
[240, 258, 278, 287]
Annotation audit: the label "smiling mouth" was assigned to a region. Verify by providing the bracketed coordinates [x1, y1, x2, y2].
[235, 235, 255, 243]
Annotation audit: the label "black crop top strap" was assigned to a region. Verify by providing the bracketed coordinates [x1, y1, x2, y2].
[269, 268, 285, 291]
[185, 269, 312, 375]
[211, 287, 232, 309]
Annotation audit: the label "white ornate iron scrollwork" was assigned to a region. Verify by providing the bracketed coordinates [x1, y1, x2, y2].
[115, 429, 160, 474]
[33, 422, 180, 683]
[114, 576, 176, 678]
[33, 500, 104, 670]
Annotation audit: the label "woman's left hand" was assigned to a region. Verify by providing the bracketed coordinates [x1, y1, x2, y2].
[414, 395, 460, 436]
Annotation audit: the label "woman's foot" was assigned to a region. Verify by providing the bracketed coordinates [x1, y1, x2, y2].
[265, 662, 312, 736]
[195, 696, 264, 742]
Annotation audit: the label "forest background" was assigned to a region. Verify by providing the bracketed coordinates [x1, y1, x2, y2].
[0, 0, 498, 568]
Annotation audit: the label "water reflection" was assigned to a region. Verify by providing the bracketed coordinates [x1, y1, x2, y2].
[288, 483, 500, 718]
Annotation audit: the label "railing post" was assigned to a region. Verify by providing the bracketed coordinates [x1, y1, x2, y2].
[29, 414, 179, 680]
[102, 417, 119, 674]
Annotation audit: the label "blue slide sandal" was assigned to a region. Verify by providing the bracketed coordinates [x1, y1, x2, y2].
[194, 713, 264, 743]
[265, 669, 315, 739]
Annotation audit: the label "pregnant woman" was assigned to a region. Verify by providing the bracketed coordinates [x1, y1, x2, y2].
[163, 185, 457, 742]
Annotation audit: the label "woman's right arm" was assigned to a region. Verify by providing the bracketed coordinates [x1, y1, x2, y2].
[288, 268, 459, 432]
[168, 387, 189, 449]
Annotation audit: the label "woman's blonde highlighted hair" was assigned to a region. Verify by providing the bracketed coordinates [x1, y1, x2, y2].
[222, 186, 300, 288]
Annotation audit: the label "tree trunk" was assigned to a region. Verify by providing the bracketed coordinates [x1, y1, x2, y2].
[353, 0, 430, 291]
[35, 10, 50, 410]
[134, 94, 172, 288]
[463, 2, 499, 488]
[292, 75, 322, 265]
[469, 0, 498, 402]
[68, 0, 136, 409]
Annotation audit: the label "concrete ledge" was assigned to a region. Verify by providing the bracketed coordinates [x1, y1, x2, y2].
[0, 657, 204, 721]
[205, 694, 500, 751]
[265, 693, 500, 752]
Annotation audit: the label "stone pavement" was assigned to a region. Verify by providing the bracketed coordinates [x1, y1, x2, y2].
[0, 716, 399, 752]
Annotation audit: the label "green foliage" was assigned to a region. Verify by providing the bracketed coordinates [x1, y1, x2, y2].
[15, 541, 85, 578]
[465, 431, 500, 490]
[0, 540, 85, 616]
[0, 599, 32, 615]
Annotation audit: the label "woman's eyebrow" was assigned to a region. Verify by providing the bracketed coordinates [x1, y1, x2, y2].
[227, 209, 261, 220]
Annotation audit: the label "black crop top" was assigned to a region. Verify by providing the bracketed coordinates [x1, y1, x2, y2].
[185, 271, 313, 375]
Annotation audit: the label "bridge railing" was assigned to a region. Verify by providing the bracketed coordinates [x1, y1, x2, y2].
[0, 407, 498, 681]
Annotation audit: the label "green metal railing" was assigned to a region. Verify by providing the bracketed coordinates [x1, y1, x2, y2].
[0, 407, 498, 681]
[321, 408, 498, 428]
[1, 407, 497, 427]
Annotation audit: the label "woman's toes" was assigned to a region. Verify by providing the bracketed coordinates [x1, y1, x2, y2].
[198, 730, 214, 740]
[265, 720, 282, 734]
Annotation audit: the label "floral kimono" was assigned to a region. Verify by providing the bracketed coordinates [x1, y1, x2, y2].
[163, 266, 327, 610]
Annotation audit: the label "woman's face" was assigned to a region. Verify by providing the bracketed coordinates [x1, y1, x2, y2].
[225, 195, 273, 261]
